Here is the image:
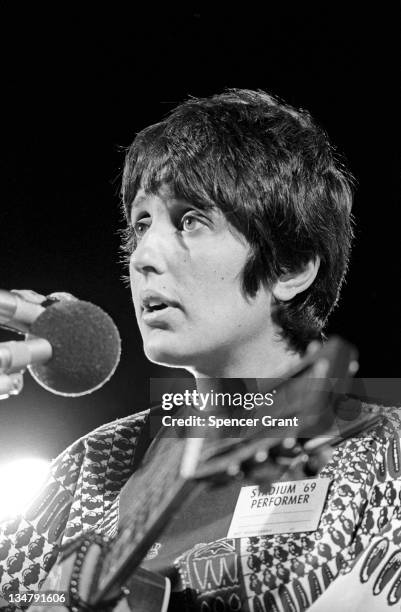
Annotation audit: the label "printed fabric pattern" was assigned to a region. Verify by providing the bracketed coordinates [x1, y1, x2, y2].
[0, 411, 148, 609]
[0, 407, 400, 611]
[174, 408, 401, 611]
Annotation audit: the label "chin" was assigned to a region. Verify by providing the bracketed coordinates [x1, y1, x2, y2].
[143, 340, 193, 369]
[143, 337, 222, 375]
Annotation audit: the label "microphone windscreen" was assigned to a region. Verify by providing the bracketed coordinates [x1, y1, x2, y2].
[28, 300, 121, 396]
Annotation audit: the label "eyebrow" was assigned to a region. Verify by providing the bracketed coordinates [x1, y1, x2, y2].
[129, 193, 149, 217]
[128, 191, 217, 223]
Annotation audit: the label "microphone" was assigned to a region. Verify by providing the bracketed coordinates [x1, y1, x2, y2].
[0, 289, 45, 332]
[0, 299, 121, 396]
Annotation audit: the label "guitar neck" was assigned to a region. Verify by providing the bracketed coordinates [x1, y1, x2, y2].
[93, 436, 205, 606]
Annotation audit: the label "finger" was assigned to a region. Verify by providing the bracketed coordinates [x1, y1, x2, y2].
[47, 292, 78, 303]
[0, 371, 24, 398]
[11, 289, 47, 304]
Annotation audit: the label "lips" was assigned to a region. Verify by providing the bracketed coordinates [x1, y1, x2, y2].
[140, 290, 180, 317]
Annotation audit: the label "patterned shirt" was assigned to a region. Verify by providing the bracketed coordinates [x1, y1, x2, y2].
[0, 406, 400, 611]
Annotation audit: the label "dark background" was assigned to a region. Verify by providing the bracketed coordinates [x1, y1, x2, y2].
[0, 5, 399, 462]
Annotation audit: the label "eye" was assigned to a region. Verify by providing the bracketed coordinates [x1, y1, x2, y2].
[180, 213, 203, 232]
[133, 219, 151, 238]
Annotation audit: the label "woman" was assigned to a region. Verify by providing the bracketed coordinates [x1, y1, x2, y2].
[1, 89, 399, 612]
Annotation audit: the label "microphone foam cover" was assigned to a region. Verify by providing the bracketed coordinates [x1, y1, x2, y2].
[28, 300, 121, 396]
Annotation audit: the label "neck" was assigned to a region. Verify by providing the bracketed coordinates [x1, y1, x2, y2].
[189, 340, 302, 401]
[190, 337, 302, 380]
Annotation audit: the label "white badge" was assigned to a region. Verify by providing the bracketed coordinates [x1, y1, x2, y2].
[227, 477, 331, 538]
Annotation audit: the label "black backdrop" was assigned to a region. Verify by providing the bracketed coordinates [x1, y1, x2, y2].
[1, 5, 399, 462]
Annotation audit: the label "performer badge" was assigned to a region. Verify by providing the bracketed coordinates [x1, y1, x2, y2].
[227, 478, 331, 538]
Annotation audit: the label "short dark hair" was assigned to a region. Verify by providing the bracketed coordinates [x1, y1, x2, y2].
[121, 89, 354, 352]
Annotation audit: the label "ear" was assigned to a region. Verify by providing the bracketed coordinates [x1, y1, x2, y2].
[272, 257, 320, 301]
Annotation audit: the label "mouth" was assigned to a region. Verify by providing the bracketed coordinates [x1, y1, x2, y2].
[142, 298, 173, 314]
[140, 292, 180, 323]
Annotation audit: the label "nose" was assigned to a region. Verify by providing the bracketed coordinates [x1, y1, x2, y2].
[130, 222, 171, 277]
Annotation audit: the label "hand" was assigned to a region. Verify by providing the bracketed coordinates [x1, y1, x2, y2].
[10, 289, 47, 305]
[9, 289, 78, 334]
[0, 371, 24, 399]
[0, 289, 78, 400]
[11, 289, 78, 307]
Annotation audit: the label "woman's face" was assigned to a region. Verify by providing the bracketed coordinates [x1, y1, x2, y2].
[129, 184, 274, 375]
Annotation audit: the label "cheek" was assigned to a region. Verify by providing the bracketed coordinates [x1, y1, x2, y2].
[187, 264, 247, 321]
[129, 274, 142, 321]
[194, 243, 248, 286]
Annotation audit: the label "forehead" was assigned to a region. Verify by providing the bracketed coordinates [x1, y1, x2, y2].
[131, 184, 172, 206]
[129, 185, 178, 221]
